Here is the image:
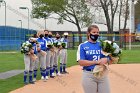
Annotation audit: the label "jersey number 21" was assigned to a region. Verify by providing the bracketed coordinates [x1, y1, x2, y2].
[93, 55, 100, 61]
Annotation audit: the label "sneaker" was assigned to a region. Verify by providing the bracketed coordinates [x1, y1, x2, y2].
[62, 71, 69, 74]
[24, 82, 28, 85]
[41, 76, 44, 80]
[45, 76, 49, 80]
[56, 72, 61, 76]
[33, 78, 36, 82]
[52, 73, 56, 76]
[50, 76, 55, 78]
[29, 81, 35, 84]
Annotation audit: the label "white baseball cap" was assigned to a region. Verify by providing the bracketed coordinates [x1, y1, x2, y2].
[64, 32, 68, 35]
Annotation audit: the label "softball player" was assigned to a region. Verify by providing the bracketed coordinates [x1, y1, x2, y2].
[59, 32, 69, 74]
[29, 37, 40, 82]
[53, 33, 62, 76]
[77, 25, 110, 93]
[48, 31, 56, 77]
[37, 31, 47, 81]
[44, 30, 55, 79]
[23, 41, 35, 84]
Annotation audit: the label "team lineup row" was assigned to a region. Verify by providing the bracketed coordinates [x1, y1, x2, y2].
[22, 30, 69, 84]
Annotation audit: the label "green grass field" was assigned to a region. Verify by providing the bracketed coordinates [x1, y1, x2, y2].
[0, 49, 140, 93]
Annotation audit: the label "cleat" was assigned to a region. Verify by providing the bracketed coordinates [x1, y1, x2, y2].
[50, 76, 55, 78]
[29, 81, 35, 84]
[33, 78, 36, 82]
[41, 76, 44, 80]
[62, 71, 69, 74]
[45, 76, 49, 80]
[56, 72, 61, 76]
[52, 73, 56, 76]
[24, 82, 28, 85]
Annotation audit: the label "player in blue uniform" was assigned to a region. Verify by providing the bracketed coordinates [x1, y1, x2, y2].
[48, 31, 57, 77]
[53, 33, 62, 76]
[28, 38, 38, 82]
[37, 31, 47, 81]
[60, 32, 69, 74]
[77, 25, 111, 93]
[22, 40, 35, 85]
[44, 30, 55, 79]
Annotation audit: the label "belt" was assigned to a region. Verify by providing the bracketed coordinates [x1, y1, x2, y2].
[84, 69, 93, 72]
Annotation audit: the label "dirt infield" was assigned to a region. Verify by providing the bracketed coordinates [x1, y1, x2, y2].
[10, 64, 140, 93]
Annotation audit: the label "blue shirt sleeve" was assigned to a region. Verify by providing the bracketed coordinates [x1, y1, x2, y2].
[77, 44, 86, 61]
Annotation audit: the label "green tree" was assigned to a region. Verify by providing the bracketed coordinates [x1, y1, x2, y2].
[135, 0, 140, 26]
[118, 0, 129, 48]
[87, 0, 119, 40]
[31, 0, 94, 44]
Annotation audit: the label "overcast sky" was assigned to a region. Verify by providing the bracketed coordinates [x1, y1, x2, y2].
[0, 0, 130, 31]
[0, 0, 81, 31]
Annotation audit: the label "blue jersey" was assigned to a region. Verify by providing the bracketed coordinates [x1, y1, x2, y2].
[37, 38, 46, 51]
[49, 37, 54, 43]
[77, 41, 106, 70]
[61, 37, 68, 48]
[44, 37, 53, 50]
[28, 41, 38, 54]
[54, 38, 61, 44]
[32, 43, 38, 54]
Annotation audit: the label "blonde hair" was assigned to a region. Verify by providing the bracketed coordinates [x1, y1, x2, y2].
[87, 25, 99, 33]
[87, 25, 99, 39]
[37, 30, 44, 37]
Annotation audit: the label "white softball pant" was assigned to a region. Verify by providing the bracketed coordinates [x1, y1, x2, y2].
[37, 52, 46, 70]
[53, 49, 59, 66]
[24, 54, 34, 72]
[46, 50, 52, 68]
[82, 70, 110, 93]
[59, 49, 67, 64]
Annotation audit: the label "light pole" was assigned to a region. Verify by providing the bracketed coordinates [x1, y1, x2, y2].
[19, 7, 29, 35]
[18, 20, 23, 41]
[44, 18, 47, 30]
[0, 0, 6, 27]
[18, 20, 22, 29]
[129, 0, 135, 50]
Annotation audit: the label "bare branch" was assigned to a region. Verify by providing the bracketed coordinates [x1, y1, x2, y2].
[56, 13, 76, 25]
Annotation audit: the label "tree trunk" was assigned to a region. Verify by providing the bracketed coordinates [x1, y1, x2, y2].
[104, 11, 112, 41]
[111, 15, 114, 41]
[77, 24, 82, 44]
[123, 0, 129, 31]
[119, 0, 123, 48]
[123, 0, 129, 49]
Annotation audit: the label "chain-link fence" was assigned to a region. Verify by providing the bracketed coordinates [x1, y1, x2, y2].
[0, 27, 140, 51]
[0, 26, 36, 51]
[72, 31, 140, 50]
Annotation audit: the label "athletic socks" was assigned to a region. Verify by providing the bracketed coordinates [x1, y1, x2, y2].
[50, 67, 53, 76]
[29, 71, 33, 82]
[53, 65, 58, 74]
[55, 66, 58, 74]
[46, 67, 50, 77]
[42, 69, 46, 78]
[60, 63, 63, 73]
[40, 68, 43, 76]
[63, 64, 66, 72]
[33, 70, 37, 79]
[24, 71, 28, 83]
